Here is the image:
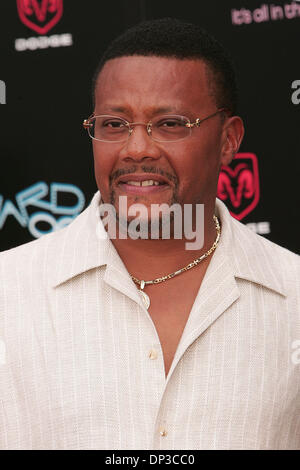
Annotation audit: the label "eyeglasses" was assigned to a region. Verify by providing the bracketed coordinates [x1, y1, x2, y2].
[83, 108, 227, 143]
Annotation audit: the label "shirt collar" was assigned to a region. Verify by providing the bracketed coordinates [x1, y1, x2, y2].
[52, 191, 286, 297]
[214, 197, 286, 297]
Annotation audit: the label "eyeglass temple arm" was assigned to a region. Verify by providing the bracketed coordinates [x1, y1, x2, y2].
[188, 108, 228, 128]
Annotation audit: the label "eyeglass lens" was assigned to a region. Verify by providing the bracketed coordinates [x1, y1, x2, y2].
[88, 115, 191, 142]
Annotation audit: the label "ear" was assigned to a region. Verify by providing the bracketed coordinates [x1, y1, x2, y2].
[220, 116, 245, 166]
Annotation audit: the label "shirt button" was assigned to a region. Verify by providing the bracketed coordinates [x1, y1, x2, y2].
[148, 349, 158, 360]
[159, 428, 168, 437]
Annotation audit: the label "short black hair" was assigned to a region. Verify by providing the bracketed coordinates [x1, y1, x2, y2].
[92, 17, 238, 115]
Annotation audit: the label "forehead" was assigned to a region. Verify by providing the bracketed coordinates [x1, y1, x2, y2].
[94, 56, 213, 113]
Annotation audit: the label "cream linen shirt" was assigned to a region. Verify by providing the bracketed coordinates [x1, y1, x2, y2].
[0, 191, 299, 450]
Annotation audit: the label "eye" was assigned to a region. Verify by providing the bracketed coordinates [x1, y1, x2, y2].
[156, 118, 186, 128]
[102, 119, 126, 128]
[161, 119, 180, 127]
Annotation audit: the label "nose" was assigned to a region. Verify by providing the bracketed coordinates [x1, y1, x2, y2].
[119, 123, 161, 163]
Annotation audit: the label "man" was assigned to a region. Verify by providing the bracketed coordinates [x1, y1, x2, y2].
[0, 18, 299, 450]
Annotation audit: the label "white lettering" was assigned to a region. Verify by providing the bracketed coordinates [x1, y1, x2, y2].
[150, 203, 183, 240]
[246, 221, 270, 235]
[15, 33, 73, 51]
[0, 80, 6, 104]
[127, 203, 149, 239]
[184, 204, 205, 250]
[291, 80, 300, 105]
[105, 454, 139, 467]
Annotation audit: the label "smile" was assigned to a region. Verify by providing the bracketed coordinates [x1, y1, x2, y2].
[125, 180, 162, 186]
[115, 173, 172, 194]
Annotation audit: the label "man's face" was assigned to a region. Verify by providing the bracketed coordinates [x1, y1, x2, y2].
[92, 56, 232, 221]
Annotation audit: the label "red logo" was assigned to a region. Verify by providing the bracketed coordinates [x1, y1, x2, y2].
[17, 0, 63, 35]
[217, 153, 260, 220]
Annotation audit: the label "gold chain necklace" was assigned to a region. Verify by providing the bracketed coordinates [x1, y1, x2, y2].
[131, 215, 221, 309]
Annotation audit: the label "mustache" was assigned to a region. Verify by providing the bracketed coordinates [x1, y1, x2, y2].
[109, 165, 178, 186]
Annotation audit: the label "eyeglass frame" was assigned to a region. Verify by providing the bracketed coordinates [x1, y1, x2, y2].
[82, 107, 228, 143]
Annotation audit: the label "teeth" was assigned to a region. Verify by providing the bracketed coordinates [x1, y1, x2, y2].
[127, 181, 141, 186]
[126, 180, 161, 187]
[141, 180, 154, 187]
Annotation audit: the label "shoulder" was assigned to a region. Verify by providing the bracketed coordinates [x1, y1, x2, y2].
[0, 224, 68, 286]
[0, 193, 104, 298]
[215, 197, 299, 298]
[230, 214, 300, 293]
[231, 214, 299, 262]
[1, 193, 97, 263]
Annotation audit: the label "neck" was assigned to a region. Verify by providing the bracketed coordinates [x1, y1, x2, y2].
[110, 204, 219, 281]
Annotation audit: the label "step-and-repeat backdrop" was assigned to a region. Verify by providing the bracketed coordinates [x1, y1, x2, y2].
[1, 0, 299, 253]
